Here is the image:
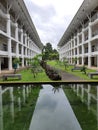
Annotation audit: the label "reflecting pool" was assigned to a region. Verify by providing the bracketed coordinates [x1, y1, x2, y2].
[29, 85, 82, 130]
[0, 84, 98, 130]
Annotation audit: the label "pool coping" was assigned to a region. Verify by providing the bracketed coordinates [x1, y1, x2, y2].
[0, 80, 98, 85]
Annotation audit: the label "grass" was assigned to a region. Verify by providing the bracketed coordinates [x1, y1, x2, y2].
[63, 88, 98, 130]
[47, 60, 97, 80]
[1, 60, 98, 82]
[20, 69, 51, 82]
[1, 68, 51, 82]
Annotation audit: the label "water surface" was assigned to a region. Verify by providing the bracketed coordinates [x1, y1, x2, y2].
[29, 84, 82, 130]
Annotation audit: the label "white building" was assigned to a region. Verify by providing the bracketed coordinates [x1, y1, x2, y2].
[58, 0, 98, 68]
[0, 0, 43, 73]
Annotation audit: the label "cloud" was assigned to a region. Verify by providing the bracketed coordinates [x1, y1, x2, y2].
[24, 0, 84, 48]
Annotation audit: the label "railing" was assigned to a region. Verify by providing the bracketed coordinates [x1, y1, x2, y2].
[84, 36, 88, 41]
[0, 22, 6, 33]
[0, 44, 8, 52]
[91, 12, 98, 22]
[92, 30, 98, 37]
[91, 46, 97, 52]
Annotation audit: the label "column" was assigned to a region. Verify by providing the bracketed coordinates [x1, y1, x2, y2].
[21, 29, 23, 44]
[0, 58, 1, 73]
[8, 38, 12, 70]
[25, 48, 27, 57]
[88, 22, 92, 68]
[70, 39, 72, 64]
[97, 56, 98, 68]
[22, 58, 24, 67]
[82, 28, 84, 65]
[15, 23, 19, 57]
[6, 14, 11, 36]
[88, 47, 91, 68]
[77, 33, 79, 65]
[22, 46, 24, 67]
[7, 14, 12, 70]
[25, 34, 27, 46]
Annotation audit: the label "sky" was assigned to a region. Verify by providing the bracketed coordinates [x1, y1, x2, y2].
[24, 0, 84, 49]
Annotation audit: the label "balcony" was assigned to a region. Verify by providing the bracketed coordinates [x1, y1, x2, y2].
[91, 45, 97, 52]
[0, 22, 6, 33]
[84, 36, 88, 41]
[84, 47, 88, 54]
[0, 50, 8, 56]
[91, 12, 98, 22]
[92, 30, 98, 37]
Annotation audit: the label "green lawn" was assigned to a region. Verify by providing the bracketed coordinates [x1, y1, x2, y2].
[47, 60, 98, 80]
[20, 69, 51, 81]
[1, 68, 51, 82]
[1, 60, 98, 82]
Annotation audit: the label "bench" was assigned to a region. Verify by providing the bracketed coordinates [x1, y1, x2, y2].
[88, 72, 98, 79]
[71, 67, 82, 71]
[2, 74, 22, 81]
[71, 66, 87, 74]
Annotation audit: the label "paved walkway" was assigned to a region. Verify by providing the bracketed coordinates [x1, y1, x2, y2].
[59, 70, 83, 81]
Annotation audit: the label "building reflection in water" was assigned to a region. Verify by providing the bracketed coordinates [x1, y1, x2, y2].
[0, 84, 98, 130]
[0, 84, 33, 130]
[69, 84, 98, 128]
[0, 86, 3, 130]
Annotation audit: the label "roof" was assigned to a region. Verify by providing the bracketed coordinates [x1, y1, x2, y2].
[58, 0, 98, 47]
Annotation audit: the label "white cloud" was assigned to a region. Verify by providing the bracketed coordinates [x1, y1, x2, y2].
[24, 0, 84, 48]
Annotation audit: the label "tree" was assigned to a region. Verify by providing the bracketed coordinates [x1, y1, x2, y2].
[30, 54, 42, 78]
[42, 43, 59, 60]
[13, 57, 20, 74]
[63, 57, 69, 70]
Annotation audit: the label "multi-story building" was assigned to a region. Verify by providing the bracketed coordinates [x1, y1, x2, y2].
[0, 0, 43, 73]
[58, 0, 98, 68]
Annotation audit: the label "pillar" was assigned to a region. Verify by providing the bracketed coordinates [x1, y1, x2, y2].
[97, 55, 98, 68]
[88, 22, 92, 67]
[21, 29, 23, 44]
[0, 58, 1, 73]
[8, 38, 12, 70]
[7, 14, 12, 70]
[81, 28, 84, 65]
[21, 45, 24, 67]
[22, 58, 24, 67]
[15, 23, 19, 57]
[6, 14, 11, 36]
